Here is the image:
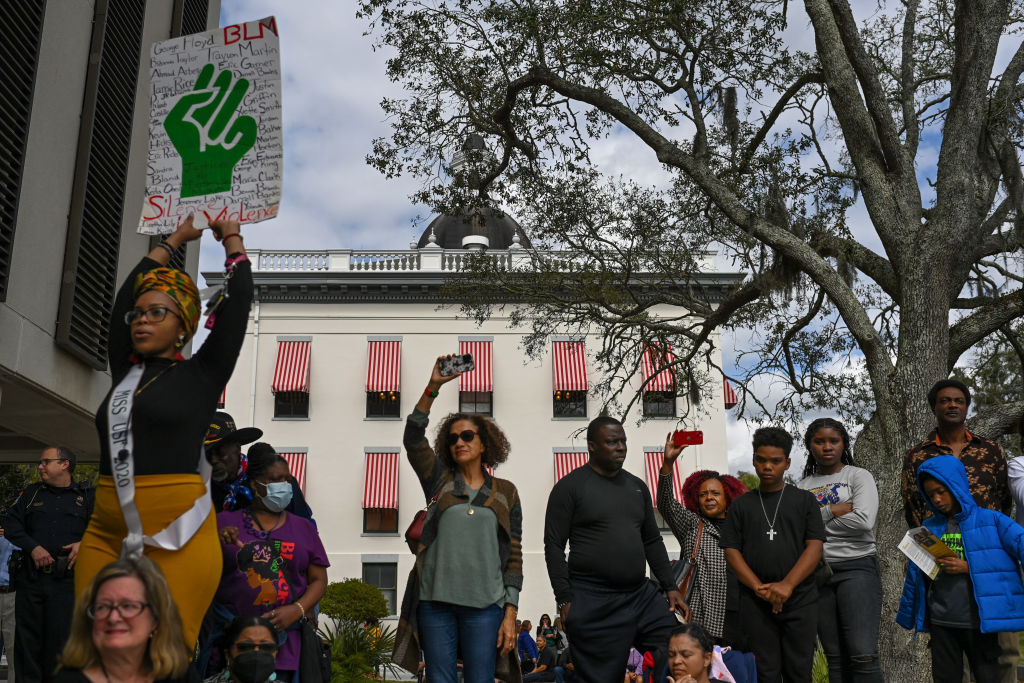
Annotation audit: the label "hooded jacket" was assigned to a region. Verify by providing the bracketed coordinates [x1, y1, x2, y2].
[896, 455, 1024, 634]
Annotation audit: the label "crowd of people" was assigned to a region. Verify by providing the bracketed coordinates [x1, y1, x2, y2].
[403, 367, 1024, 683]
[0, 213, 1020, 683]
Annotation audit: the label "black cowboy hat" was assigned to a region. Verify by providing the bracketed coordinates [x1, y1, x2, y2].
[204, 411, 263, 450]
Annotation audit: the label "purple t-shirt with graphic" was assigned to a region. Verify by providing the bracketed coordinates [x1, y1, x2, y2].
[215, 509, 329, 670]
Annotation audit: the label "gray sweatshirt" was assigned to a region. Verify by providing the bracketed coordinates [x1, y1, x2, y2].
[797, 465, 878, 562]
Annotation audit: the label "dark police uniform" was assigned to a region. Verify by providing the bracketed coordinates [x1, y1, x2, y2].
[5, 481, 94, 682]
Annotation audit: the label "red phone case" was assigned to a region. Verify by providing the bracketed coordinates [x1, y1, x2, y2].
[673, 430, 704, 446]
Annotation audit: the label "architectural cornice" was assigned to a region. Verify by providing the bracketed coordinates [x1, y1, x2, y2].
[202, 248, 746, 305]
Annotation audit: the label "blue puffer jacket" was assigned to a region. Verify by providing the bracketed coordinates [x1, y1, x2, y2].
[896, 455, 1024, 634]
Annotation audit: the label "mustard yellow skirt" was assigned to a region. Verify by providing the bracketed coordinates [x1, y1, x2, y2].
[75, 474, 221, 649]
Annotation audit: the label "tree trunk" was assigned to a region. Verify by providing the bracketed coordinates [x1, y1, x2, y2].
[856, 264, 955, 680]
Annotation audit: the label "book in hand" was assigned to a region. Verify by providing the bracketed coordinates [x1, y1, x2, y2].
[898, 526, 957, 579]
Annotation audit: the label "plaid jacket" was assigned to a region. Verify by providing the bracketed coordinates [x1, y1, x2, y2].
[657, 473, 729, 638]
[901, 429, 1009, 529]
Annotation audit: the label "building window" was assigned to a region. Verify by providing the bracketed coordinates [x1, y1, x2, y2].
[363, 562, 398, 615]
[654, 508, 670, 531]
[643, 391, 676, 418]
[274, 391, 309, 418]
[366, 391, 400, 418]
[553, 390, 587, 418]
[459, 391, 493, 416]
[363, 508, 398, 534]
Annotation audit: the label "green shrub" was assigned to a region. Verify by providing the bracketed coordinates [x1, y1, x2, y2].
[320, 578, 389, 624]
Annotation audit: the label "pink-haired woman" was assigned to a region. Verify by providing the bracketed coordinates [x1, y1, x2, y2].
[658, 435, 749, 647]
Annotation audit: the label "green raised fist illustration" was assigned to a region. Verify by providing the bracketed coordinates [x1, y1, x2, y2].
[164, 64, 258, 198]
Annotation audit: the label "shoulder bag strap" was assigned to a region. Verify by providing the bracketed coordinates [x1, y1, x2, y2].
[678, 518, 704, 596]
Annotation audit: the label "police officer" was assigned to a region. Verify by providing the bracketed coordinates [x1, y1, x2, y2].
[5, 446, 94, 682]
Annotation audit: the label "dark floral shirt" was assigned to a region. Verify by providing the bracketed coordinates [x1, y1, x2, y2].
[902, 429, 1009, 528]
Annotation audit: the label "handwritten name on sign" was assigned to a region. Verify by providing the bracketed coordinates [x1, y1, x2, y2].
[139, 16, 283, 234]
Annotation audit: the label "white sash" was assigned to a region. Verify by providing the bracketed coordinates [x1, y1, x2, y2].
[107, 363, 213, 559]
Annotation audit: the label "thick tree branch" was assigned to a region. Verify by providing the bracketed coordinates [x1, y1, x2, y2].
[826, 0, 909, 174]
[900, 0, 921, 156]
[491, 65, 894, 389]
[814, 233, 899, 297]
[967, 400, 1024, 440]
[948, 287, 1024, 366]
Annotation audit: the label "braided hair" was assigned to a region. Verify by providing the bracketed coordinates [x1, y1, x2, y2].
[802, 417, 855, 477]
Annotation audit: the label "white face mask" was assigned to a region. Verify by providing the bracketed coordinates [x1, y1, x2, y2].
[259, 481, 293, 512]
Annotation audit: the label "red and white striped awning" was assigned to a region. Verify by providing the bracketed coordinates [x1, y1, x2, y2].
[366, 339, 401, 392]
[279, 451, 307, 492]
[552, 341, 589, 391]
[272, 339, 311, 393]
[723, 378, 738, 409]
[217, 387, 226, 409]
[553, 450, 589, 483]
[644, 449, 683, 506]
[641, 344, 675, 392]
[459, 339, 493, 392]
[363, 451, 400, 508]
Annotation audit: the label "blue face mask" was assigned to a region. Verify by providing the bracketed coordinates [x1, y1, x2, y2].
[259, 481, 293, 512]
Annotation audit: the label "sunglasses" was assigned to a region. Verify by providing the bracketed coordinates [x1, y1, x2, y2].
[235, 641, 279, 654]
[446, 430, 479, 447]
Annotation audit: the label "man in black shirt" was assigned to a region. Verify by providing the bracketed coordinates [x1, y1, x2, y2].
[544, 416, 687, 682]
[524, 636, 558, 682]
[6, 447, 94, 682]
[721, 427, 825, 683]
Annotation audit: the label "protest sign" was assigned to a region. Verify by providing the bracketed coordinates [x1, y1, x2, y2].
[139, 16, 282, 234]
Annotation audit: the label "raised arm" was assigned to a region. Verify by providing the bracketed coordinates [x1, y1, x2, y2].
[657, 434, 699, 540]
[192, 220, 252, 388]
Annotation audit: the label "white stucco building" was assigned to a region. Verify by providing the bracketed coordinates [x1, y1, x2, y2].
[205, 207, 744, 623]
[0, 0, 219, 463]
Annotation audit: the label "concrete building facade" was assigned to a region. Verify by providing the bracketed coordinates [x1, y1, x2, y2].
[205, 234, 744, 623]
[0, 0, 219, 463]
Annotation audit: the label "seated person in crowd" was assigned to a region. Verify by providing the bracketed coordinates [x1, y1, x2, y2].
[518, 620, 539, 672]
[203, 616, 278, 683]
[524, 636, 557, 682]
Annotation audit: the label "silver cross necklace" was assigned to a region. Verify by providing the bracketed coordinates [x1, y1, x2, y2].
[758, 484, 785, 541]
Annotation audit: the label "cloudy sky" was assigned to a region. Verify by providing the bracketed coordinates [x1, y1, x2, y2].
[208, 2, 1021, 474]
[205, 1, 837, 473]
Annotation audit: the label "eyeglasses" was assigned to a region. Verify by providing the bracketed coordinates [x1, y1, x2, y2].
[446, 430, 479, 447]
[87, 601, 150, 620]
[124, 306, 181, 326]
[38, 458, 67, 466]
[235, 641, 279, 654]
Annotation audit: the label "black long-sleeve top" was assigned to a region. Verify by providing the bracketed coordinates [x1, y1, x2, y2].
[94, 255, 252, 476]
[544, 463, 676, 604]
[5, 482, 95, 556]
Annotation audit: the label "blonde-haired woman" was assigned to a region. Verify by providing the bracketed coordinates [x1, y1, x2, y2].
[57, 557, 194, 682]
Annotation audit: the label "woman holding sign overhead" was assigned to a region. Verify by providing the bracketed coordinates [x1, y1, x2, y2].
[76, 216, 253, 649]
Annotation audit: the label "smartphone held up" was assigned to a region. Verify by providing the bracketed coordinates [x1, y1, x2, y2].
[672, 430, 704, 447]
[439, 353, 475, 377]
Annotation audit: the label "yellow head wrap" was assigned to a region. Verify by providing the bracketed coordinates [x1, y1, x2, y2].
[133, 268, 201, 340]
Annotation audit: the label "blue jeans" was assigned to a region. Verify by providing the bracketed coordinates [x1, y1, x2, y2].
[553, 665, 576, 683]
[817, 555, 885, 682]
[417, 600, 503, 683]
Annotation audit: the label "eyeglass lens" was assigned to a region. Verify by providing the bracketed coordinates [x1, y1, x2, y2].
[88, 601, 148, 619]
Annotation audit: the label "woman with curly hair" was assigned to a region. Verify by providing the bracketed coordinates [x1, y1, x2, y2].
[392, 356, 523, 683]
[657, 435, 748, 647]
[797, 418, 883, 682]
